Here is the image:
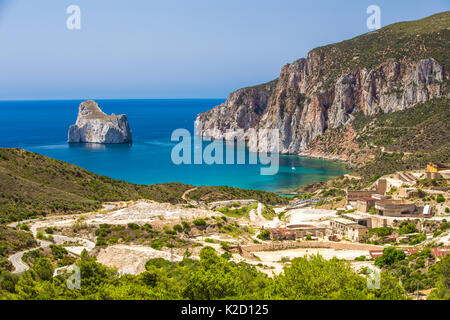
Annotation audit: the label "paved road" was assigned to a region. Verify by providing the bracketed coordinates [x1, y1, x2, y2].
[8, 240, 51, 274]
[7, 214, 97, 274]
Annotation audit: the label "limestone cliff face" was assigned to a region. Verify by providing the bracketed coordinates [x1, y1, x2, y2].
[197, 57, 446, 154]
[68, 101, 132, 144]
[196, 13, 449, 154]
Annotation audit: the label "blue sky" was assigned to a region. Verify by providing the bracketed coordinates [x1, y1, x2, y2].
[0, 0, 448, 100]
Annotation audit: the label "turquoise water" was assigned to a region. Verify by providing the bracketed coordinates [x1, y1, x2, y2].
[0, 99, 348, 192]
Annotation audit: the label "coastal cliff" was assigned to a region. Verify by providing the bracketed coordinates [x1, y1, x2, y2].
[196, 12, 449, 157]
[68, 100, 132, 144]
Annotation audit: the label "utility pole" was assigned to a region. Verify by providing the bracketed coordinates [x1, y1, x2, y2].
[170, 238, 174, 263]
[416, 282, 420, 300]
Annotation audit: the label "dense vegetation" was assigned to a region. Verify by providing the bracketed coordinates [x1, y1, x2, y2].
[0, 226, 37, 272]
[22, 245, 76, 269]
[0, 247, 411, 300]
[352, 98, 450, 154]
[376, 247, 450, 298]
[357, 146, 450, 186]
[337, 97, 448, 186]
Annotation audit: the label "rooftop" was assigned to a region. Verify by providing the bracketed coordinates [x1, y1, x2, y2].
[354, 197, 376, 202]
[343, 213, 371, 220]
[375, 200, 414, 205]
[331, 218, 359, 225]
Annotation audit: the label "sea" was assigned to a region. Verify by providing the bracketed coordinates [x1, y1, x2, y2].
[0, 99, 349, 192]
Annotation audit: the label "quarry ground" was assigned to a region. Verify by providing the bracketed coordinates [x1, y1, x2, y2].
[8, 199, 390, 277]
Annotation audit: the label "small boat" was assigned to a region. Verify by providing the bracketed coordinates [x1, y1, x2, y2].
[291, 167, 295, 170]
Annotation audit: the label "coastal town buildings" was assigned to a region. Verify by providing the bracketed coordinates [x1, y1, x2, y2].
[374, 200, 416, 217]
[329, 218, 368, 242]
[426, 162, 450, 179]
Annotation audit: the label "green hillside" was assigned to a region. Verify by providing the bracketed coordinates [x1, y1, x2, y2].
[0, 148, 286, 223]
[313, 11, 450, 88]
[353, 97, 450, 183]
[0, 148, 192, 222]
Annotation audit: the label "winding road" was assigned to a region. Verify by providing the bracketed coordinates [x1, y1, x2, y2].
[181, 187, 198, 202]
[8, 240, 51, 274]
[7, 209, 103, 274]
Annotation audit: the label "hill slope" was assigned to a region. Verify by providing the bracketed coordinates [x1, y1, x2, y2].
[0, 148, 286, 223]
[196, 12, 449, 159]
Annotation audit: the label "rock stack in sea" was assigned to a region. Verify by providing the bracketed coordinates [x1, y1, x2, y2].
[68, 100, 132, 144]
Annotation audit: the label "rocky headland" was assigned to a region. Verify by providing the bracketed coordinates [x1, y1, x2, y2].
[196, 13, 449, 162]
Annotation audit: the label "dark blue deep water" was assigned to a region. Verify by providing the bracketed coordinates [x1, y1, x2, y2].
[0, 99, 348, 192]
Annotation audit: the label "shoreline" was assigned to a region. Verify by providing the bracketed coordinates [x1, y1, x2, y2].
[5, 144, 352, 196]
[297, 151, 349, 164]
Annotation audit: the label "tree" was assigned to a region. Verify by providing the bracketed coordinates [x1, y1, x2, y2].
[436, 194, 445, 203]
[33, 257, 54, 281]
[375, 247, 406, 268]
[428, 254, 450, 300]
[182, 246, 270, 300]
[366, 271, 407, 300]
[398, 222, 418, 235]
[273, 255, 367, 299]
[193, 219, 206, 226]
[0, 271, 19, 293]
[257, 230, 270, 240]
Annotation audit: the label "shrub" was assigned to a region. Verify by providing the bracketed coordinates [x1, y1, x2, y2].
[127, 223, 140, 230]
[220, 242, 230, 251]
[436, 194, 445, 203]
[257, 230, 270, 241]
[221, 252, 232, 260]
[369, 227, 394, 237]
[96, 236, 107, 246]
[181, 221, 190, 229]
[375, 247, 406, 268]
[150, 240, 163, 250]
[173, 224, 182, 232]
[193, 219, 206, 226]
[33, 257, 54, 281]
[142, 224, 152, 231]
[163, 225, 176, 235]
[409, 234, 426, 245]
[398, 222, 418, 235]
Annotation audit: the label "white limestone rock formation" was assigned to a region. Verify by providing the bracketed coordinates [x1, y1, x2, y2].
[197, 58, 446, 154]
[196, 13, 449, 155]
[68, 100, 132, 144]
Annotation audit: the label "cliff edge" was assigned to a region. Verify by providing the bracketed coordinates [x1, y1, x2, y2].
[196, 12, 449, 156]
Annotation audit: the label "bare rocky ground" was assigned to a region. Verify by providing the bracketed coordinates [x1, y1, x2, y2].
[95, 245, 184, 275]
[8, 199, 390, 277]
